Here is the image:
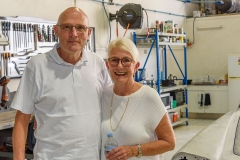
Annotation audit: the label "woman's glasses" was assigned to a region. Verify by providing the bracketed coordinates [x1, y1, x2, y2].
[108, 57, 133, 67]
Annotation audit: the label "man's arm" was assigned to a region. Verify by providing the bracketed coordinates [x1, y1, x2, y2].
[12, 110, 31, 160]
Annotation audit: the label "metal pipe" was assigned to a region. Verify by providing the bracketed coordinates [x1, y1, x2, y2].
[74, 0, 76, 7]
[138, 39, 155, 82]
[91, 0, 186, 17]
[155, 30, 160, 94]
[184, 45, 187, 86]
[201, 0, 205, 12]
[168, 45, 184, 78]
[178, 0, 224, 3]
[164, 47, 167, 81]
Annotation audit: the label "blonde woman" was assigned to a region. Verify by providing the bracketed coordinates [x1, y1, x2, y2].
[101, 37, 175, 160]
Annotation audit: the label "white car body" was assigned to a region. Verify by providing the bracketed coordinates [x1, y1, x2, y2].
[172, 107, 240, 160]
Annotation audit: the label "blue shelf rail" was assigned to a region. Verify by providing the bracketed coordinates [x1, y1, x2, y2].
[178, 0, 224, 4]
[132, 30, 188, 94]
[133, 30, 188, 125]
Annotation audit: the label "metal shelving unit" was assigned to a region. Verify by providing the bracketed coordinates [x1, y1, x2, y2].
[132, 30, 189, 126]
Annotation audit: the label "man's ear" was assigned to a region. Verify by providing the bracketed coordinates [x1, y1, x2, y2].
[87, 28, 92, 39]
[53, 25, 58, 37]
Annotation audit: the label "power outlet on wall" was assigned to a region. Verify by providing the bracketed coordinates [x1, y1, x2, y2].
[144, 49, 148, 54]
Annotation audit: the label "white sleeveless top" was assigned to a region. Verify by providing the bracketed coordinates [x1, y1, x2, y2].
[101, 84, 167, 160]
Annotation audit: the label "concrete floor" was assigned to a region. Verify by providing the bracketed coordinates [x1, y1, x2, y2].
[164, 119, 215, 160]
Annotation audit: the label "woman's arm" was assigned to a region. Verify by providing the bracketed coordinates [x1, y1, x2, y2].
[141, 113, 176, 155]
[106, 113, 176, 160]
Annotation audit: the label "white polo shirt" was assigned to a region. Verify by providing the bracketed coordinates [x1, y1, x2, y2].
[11, 43, 112, 160]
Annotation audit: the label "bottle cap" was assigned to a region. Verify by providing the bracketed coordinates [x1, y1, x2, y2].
[107, 133, 113, 137]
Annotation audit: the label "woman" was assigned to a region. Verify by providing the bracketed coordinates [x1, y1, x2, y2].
[101, 37, 176, 160]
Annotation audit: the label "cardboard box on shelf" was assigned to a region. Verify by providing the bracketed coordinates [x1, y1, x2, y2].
[165, 20, 174, 33]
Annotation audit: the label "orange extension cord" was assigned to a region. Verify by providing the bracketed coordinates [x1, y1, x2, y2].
[123, 23, 130, 37]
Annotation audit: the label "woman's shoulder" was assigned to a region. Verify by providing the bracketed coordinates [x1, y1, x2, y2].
[136, 85, 164, 104]
[102, 84, 114, 95]
[139, 85, 159, 96]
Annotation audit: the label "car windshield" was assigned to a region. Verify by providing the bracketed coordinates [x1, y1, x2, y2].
[234, 117, 240, 156]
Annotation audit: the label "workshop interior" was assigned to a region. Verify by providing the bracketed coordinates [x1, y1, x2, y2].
[0, 0, 240, 160]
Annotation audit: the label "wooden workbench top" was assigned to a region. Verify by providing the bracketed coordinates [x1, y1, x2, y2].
[0, 110, 17, 130]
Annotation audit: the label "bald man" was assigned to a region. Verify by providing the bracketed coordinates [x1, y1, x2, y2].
[12, 7, 111, 160]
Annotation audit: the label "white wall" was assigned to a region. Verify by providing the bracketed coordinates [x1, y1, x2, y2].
[94, 0, 199, 81]
[186, 14, 240, 82]
[0, 0, 199, 90]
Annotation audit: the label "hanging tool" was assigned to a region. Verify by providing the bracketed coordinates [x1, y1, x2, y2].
[37, 24, 42, 42]
[4, 53, 8, 76]
[0, 76, 10, 109]
[31, 24, 34, 42]
[14, 23, 18, 49]
[1, 54, 5, 76]
[2, 22, 6, 51]
[12, 61, 20, 75]
[17, 23, 21, 48]
[18, 55, 32, 60]
[7, 22, 11, 50]
[47, 25, 52, 42]
[17, 23, 20, 50]
[42, 25, 48, 42]
[1, 21, 4, 35]
[25, 24, 28, 48]
[21, 23, 24, 48]
[0, 54, 2, 77]
[13, 23, 16, 51]
[23, 23, 27, 48]
[7, 52, 10, 76]
[19, 62, 28, 65]
[28, 23, 31, 45]
[1, 54, 3, 76]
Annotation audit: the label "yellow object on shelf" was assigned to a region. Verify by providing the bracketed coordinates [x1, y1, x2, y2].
[179, 36, 184, 43]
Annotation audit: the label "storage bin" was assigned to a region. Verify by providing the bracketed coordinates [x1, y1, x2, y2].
[172, 100, 177, 108]
[173, 112, 178, 122]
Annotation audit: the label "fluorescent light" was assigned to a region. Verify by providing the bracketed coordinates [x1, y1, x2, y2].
[0, 34, 9, 46]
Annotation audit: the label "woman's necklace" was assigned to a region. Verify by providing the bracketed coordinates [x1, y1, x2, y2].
[110, 84, 134, 131]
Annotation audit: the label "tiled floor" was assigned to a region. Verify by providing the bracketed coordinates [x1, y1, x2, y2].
[164, 119, 215, 160]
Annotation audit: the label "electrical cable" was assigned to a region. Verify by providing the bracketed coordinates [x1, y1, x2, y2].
[102, 0, 111, 43]
[142, 9, 149, 29]
[142, 8, 149, 37]
[123, 23, 130, 37]
[192, 17, 197, 45]
[116, 21, 118, 38]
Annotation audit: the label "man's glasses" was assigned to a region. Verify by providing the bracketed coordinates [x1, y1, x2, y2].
[56, 23, 90, 33]
[108, 57, 134, 67]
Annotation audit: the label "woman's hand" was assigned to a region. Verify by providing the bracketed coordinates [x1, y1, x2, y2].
[106, 146, 137, 160]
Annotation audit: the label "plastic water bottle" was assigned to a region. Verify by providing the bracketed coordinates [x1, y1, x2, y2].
[104, 133, 118, 156]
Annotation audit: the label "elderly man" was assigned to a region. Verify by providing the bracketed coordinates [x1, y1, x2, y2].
[12, 7, 111, 160]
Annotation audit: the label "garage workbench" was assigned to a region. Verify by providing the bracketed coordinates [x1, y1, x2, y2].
[0, 110, 34, 160]
[0, 110, 17, 130]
